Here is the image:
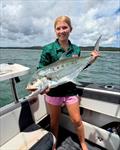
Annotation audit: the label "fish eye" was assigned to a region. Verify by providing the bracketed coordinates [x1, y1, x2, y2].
[31, 79, 37, 85]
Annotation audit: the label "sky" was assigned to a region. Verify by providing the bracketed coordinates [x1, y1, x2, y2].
[0, 0, 120, 47]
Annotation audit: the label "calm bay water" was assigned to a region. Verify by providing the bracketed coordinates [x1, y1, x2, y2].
[0, 49, 120, 107]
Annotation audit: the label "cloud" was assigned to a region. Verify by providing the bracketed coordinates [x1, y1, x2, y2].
[0, 0, 120, 47]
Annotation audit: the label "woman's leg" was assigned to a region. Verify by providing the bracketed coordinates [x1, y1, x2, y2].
[46, 102, 61, 139]
[45, 95, 64, 139]
[46, 102, 61, 150]
[66, 96, 88, 150]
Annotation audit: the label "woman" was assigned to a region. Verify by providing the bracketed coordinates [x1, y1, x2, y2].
[38, 16, 99, 150]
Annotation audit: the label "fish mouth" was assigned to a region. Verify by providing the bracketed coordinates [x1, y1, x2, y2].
[26, 77, 48, 90]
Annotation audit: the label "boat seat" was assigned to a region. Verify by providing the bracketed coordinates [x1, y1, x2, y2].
[1, 123, 55, 150]
[0, 100, 56, 150]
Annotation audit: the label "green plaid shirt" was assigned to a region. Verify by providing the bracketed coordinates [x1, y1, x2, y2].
[37, 39, 81, 69]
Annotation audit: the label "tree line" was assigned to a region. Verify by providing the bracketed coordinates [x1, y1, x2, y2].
[0, 46, 120, 51]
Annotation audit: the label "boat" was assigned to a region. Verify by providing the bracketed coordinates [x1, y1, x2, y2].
[0, 63, 120, 150]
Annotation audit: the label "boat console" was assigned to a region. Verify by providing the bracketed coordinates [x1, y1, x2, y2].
[0, 63, 56, 150]
[0, 63, 30, 103]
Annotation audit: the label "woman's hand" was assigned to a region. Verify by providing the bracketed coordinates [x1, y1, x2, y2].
[41, 86, 50, 94]
[91, 50, 100, 58]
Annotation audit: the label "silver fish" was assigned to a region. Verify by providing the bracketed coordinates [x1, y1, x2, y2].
[26, 36, 101, 97]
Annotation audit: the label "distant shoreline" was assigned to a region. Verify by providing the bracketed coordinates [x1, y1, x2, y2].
[0, 46, 120, 51]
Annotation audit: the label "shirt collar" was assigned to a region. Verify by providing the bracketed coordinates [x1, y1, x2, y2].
[54, 39, 73, 52]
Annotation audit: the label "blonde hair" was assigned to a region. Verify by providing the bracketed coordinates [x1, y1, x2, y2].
[54, 16, 72, 31]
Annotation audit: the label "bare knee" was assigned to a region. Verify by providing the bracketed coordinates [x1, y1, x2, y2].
[72, 118, 82, 128]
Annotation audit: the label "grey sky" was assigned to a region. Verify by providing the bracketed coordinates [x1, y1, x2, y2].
[0, 0, 120, 47]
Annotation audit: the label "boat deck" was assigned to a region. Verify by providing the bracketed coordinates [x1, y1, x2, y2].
[57, 126, 107, 150]
[38, 115, 107, 150]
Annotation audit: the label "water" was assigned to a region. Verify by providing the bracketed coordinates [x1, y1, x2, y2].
[0, 49, 120, 107]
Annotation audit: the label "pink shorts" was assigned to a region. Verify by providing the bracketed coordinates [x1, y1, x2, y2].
[45, 95, 79, 106]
